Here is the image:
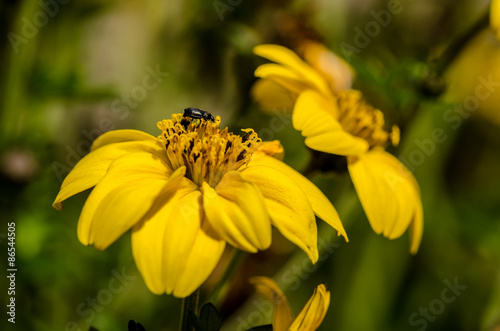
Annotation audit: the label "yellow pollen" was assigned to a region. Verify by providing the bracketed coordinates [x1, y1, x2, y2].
[157, 113, 262, 187]
[336, 90, 399, 149]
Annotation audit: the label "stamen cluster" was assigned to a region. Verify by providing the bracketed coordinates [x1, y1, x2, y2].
[336, 90, 399, 149]
[157, 114, 262, 187]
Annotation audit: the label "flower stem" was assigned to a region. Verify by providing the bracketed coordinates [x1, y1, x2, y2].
[417, 9, 489, 97]
[208, 249, 246, 307]
[435, 8, 490, 74]
[179, 289, 200, 331]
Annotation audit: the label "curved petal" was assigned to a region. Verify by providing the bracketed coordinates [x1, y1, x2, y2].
[408, 186, 424, 254]
[77, 152, 173, 245]
[53, 139, 165, 210]
[161, 189, 204, 294]
[250, 277, 294, 331]
[92, 167, 186, 250]
[301, 41, 355, 92]
[255, 64, 313, 95]
[492, 0, 500, 40]
[293, 90, 369, 156]
[254, 44, 331, 96]
[255, 63, 302, 81]
[289, 284, 330, 331]
[348, 149, 423, 252]
[201, 171, 272, 252]
[245, 153, 348, 242]
[256, 140, 284, 160]
[91, 129, 157, 151]
[131, 176, 200, 295]
[240, 162, 319, 262]
[173, 221, 226, 298]
[251, 78, 296, 114]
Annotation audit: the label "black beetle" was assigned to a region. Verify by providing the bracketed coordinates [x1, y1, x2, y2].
[183, 107, 215, 122]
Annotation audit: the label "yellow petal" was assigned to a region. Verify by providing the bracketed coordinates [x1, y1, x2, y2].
[255, 63, 302, 81]
[443, 29, 500, 126]
[255, 64, 313, 95]
[161, 189, 204, 294]
[240, 161, 319, 262]
[77, 152, 172, 246]
[131, 175, 200, 295]
[348, 149, 423, 251]
[293, 90, 369, 156]
[91, 129, 157, 151]
[300, 41, 355, 92]
[245, 153, 348, 242]
[409, 187, 424, 254]
[249, 277, 294, 331]
[492, 0, 500, 40]
[173, 221, 226, 298]
[52, 139, 165, 210]
[201, 171, 272, 252]
[254, 44, 331, 96]
[251, 79, 296, 114]
[92, 167, 186, 250]
[289, 284, 330, 331]
[256, 140, 285, 160]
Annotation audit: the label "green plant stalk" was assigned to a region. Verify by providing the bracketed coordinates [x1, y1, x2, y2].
[179, 289, 200, 331]
[1, 0, 41, 142]
[435, 8, 490, 75]
[208, 248, 246, 307]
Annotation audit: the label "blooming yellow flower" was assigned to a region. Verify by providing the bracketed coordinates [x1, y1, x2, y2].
[53, 113, 347, 297]
[492, 0, 500, 40]
[250, 277, 330, 331]
[254, 45, 423, 254]
[445, 29, 500, 126]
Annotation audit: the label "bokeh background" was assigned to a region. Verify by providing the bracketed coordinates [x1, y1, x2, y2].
[1, 0, 500, 330]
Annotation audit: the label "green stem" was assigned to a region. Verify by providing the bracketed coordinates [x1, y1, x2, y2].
[435, 8, 490, 74]
[208, 249, 246, 307]
[1, 0, 40, 141]
[179, 289, 200, 331]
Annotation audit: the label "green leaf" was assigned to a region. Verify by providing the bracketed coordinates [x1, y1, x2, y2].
[198, 303, 223, 331]
[189, 310, 202, 331]
[128, 320, 147, 331]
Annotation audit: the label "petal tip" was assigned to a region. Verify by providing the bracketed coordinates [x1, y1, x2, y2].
[309, 246, 319, 264]
[52, 201, 63, 211]
[339, 231, 349, 243]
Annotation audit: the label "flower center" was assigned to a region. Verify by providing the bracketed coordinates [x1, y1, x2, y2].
[157, 113, 262, 187]
[335, 90, 399, 149]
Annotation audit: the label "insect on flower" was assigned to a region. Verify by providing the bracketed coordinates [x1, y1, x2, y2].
[183, 107, 215, 122]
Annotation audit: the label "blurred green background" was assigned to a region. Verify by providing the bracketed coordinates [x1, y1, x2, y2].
[1, 0, 500, 330]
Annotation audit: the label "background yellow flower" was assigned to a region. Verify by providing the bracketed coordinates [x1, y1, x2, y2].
[255, 45, 423, 253]
[250, 276, 330, 331]
[492, 0, 500, 40]
[445, 29, 500, 127]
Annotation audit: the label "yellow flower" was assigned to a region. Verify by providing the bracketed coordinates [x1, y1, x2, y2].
[254, 45, 423, 254]
[492, 0, 500, 40]
[53, 113, 347, 297]
[252, 41, 354, 113]
[445, 29, 500, 126]
[250, 277, 330, 331]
